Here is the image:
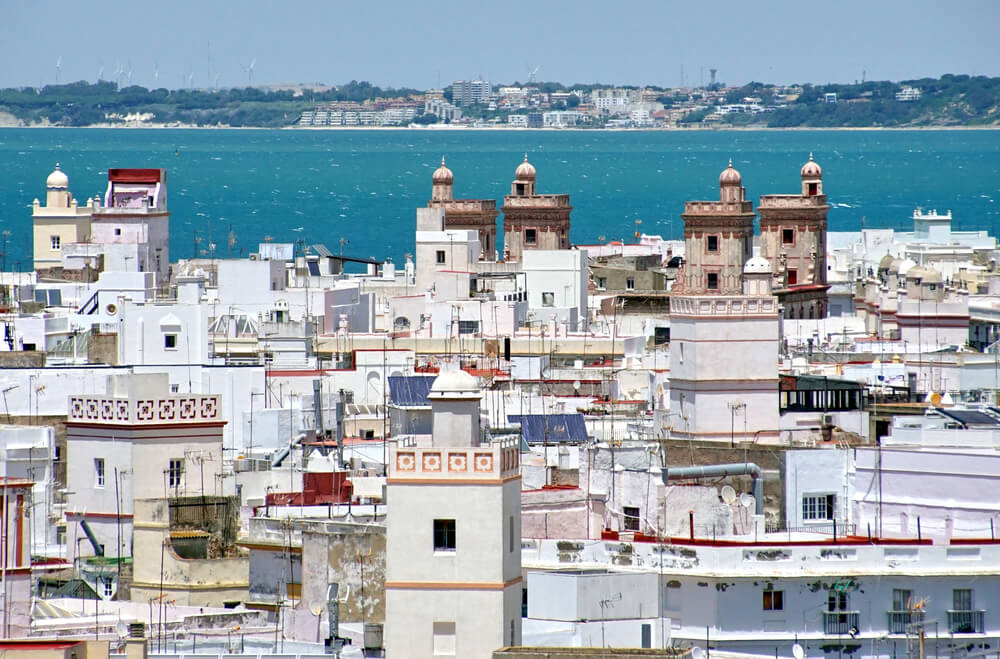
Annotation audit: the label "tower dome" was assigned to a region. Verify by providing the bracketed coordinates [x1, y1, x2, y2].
[719, 159, 742, 185]
[432, 157, 453, 184]
[801, 153, 822, 179]
[743, 255, 772, 274]
[429, 368, 480, 398]
[46, 163, 69, 189]
[514, 154, 536, 181]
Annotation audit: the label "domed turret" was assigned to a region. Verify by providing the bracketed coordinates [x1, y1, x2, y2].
[431, 156, 454, 201]
[432, 157, 453, 184]
[743, 256, 773, 296]
[46, 163, 69, 189]
[801, 153, 822, 179]
[429, 368, 480, 398]
[800, 153, 823, 196]
[515, 154, 536, 181]
[511, 154, 536, 196]
[429, 369, 482, 447]
[45, 163, 71, 208]
[743, 255, 771, 274]
[719, 159, 742, 186]
[719, 159, 745, 203]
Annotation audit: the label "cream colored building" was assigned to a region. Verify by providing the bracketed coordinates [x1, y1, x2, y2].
[32, 164, 96, 270]
[385, 370, 522, 658]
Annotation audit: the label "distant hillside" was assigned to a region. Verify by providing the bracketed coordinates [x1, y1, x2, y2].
[0, 75, 997, 128]
[718, 75, 1000, 128]
[0, 80, 419, 128]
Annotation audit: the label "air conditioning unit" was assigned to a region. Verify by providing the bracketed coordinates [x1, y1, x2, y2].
[249, 254, 259, 261]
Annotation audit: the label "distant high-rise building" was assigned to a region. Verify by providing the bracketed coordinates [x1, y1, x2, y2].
[450, 79, 492, 106]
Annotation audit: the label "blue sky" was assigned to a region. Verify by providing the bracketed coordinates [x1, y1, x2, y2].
[2, 0, 998, 89]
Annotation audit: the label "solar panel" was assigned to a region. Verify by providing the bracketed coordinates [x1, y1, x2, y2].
[388, 376, 436, 407]
[939, 409, 1000, 427]
[507, 414, 589, 443]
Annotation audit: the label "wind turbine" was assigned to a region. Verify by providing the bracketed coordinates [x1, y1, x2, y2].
[248, 57, 256, 85]
[187, 71, 195, 89]
[97, 60, 105, 82]
[55, 56, 62, 84]
[528, 65, 540, 84]
[153, 60, 159, 84]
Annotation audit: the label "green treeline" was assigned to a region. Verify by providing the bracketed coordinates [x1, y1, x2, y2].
[0, 80, 420, 127]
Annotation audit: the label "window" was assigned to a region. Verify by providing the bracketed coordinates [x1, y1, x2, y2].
[94, 458, 105, 488]
[54, 445, 62, 462]
[707, 235, 719, 252]
[541, 292, 555, 307]
[484, 234, 490, 250]
[436, 250, 446, 265]
[525, 229, 537, 245]
[706, 273, 719, 290]
[50, 235, 61, 250]
[953, 589, 973, 611]
[787, 269, 798, 285]
[623, 506, 640, 531]
[164, 334, 177, 349]
[457, 320, 479, 335]
[597, 277, 607, 289]
[763, 590, 784, 611]
[827, 591, 849, 614]
[433, 519, 456, 551]
[893, 589, 912, 612]
[808, 182, 819, 196]
[509, 516, 515, 553]
[782, 228, 795, 245]
[654, 327, 671, 345]
[170, 384, 180, 393]
[803, 494, 835, 521]
[626, 278, 635, 291]
[168, 458, 184, 488]
[56, 526, 66, 545]
[102, 578, 114, 599]
[114, 228, 122, 236]
[433, 621, 456, 655]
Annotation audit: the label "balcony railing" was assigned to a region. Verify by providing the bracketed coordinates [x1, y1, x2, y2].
[888, 610, 925, 635]
[823, 611, 860, 636]
[948, 610, 985, 634]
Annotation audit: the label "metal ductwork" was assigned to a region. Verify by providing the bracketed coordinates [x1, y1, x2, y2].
[662, 463, 764, 515]
[79, 519, 105, 556]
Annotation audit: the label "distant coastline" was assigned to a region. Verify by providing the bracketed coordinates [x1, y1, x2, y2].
[3, 123, 999, 131]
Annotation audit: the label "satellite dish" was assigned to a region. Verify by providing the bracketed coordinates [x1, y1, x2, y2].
[573, 380, 581, 391]
[692, 648, 704, 659]
[309, 602, 324, 616]
[792, 643, 805, 659]
[740, 493, 755, 509]
[116, 622, 128, 639]
[720, 485, 737, 504]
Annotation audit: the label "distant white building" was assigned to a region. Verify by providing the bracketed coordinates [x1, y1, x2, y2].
[896, 86, 922, 102]
[450, 79, 492, 106]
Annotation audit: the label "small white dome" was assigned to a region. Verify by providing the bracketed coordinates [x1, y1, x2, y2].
[429, 369, 479, 395]
[743, 256, 772, 274]
[46, 163, 68, 188]
[897, 258, 917, 277]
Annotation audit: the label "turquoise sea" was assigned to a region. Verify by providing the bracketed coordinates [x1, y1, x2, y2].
[0, 128, 998, 265]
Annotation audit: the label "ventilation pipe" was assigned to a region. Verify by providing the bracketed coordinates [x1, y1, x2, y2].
[663, 463, 763, 515]
[79, 520, 105, 556]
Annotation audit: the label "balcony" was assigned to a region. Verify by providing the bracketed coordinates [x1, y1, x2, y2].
[888, 611, 925, 635]
[823, 611, 860, 636]
[948, 610, 985, 634]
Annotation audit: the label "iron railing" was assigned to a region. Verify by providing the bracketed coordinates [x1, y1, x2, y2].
[948, 610, 985, 634]
[824, 611, 860, 635]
